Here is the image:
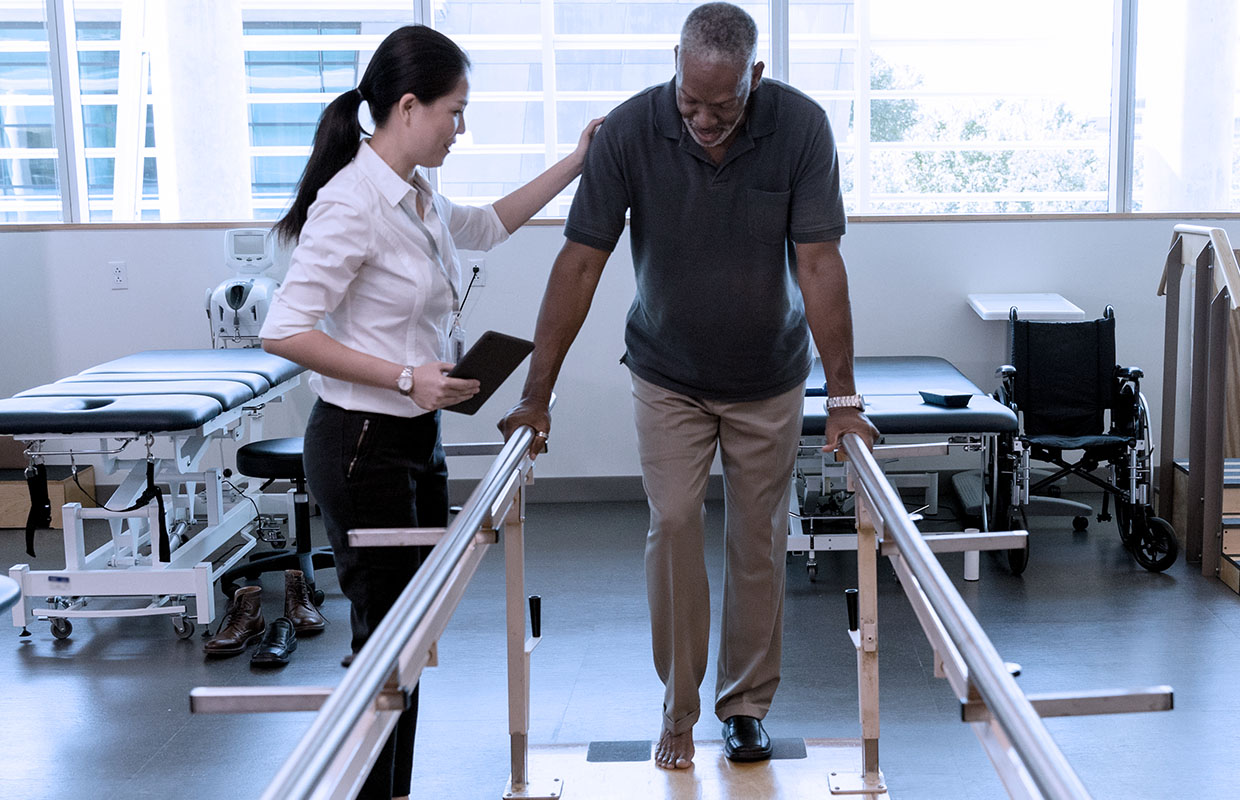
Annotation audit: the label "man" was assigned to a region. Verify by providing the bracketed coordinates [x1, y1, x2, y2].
[499, 1, 877, 770]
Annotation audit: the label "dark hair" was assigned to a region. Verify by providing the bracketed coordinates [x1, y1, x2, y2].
[273, 25, 470, 245]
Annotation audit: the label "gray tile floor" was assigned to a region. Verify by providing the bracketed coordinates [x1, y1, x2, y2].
[2, 493, 1238, 799]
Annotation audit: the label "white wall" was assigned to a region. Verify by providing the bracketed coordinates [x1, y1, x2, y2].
[2, 216, 1237, 480]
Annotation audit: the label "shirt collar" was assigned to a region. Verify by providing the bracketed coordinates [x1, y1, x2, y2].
[653, 76, 778, 142]
[355, 140, 432, 209]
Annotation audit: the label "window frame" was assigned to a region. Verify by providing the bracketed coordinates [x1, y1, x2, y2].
[8, 0, 1220, 224]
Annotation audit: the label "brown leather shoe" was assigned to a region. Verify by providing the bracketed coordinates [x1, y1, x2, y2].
[284, 569, 327, 634]
[203, 585, 265, 657]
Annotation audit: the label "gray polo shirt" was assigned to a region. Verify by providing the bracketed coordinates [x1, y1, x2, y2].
[565, 77, 847, 402]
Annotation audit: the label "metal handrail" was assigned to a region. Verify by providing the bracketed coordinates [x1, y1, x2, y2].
[260, 424, 538, 800]
[842, 433, 1092, 800]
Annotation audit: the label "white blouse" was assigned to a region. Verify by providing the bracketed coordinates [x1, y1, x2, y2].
[261, 141, 509, 417]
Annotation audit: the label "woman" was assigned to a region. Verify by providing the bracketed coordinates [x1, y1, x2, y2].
[260, 24, 601, 800]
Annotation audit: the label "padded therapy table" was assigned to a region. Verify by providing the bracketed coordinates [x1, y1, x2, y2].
[0, 349, 303, 639]
[790, 356, 1018, 577]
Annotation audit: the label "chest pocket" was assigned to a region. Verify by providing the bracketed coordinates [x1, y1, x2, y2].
[746, 189, 791, 245]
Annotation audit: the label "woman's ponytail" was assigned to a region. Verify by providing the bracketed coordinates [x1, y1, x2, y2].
[273, 26, 469, 246]
[272, 89, 365, 245]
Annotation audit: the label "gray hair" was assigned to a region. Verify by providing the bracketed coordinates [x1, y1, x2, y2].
[679, 2, 758, 69]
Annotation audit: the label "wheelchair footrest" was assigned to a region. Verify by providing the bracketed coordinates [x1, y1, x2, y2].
[951, 471, 986, 519]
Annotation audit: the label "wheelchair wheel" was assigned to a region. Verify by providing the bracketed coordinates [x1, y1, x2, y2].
[1130, 514, 1177, 573]
[1005, 507, 1030, 576]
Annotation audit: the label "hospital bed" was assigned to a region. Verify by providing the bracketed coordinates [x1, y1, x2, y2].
[1, 349, 303, 639]
[791, 356, 1018, 578]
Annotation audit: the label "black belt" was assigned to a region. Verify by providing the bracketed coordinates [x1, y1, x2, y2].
[24, 464, 51, 557]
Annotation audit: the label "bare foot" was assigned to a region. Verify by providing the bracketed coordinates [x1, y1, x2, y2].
[654, 727, 694, 770]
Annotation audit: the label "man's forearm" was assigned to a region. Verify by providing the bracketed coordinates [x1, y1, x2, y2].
[522, 242, 608, 402]
[797, 239, 858, 396]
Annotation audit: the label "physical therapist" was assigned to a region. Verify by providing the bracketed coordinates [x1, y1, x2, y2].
[261, 24, 601, 800]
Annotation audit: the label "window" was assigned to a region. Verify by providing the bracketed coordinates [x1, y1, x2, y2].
[1131, 0, 1240, 212]
[3, 0, 1240, 223]
[0, 6, 61, 223]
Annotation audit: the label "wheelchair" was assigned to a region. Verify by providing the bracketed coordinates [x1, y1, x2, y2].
[986, 306, 1178, 575]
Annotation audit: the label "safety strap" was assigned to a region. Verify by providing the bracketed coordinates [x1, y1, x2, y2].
[113, 461, 171, 562]
[24, 464, 51, 557]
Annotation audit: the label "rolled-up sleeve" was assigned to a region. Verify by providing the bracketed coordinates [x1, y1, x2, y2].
[440, 198, 509, 253]
[260, 195, 373, 341]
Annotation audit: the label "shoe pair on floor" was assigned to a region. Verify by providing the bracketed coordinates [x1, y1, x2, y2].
[203, 569, 327, 667]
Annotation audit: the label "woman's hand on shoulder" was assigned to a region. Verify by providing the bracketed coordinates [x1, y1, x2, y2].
[571, 116, 606, 166]
[411, 361, 479, 411]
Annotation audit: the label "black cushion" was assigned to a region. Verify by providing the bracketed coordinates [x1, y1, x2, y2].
[1026, 433, 1131, 451]
[236, 437, 305, 480]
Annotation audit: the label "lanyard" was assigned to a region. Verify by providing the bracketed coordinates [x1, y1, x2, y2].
[397, 194, 460, 313]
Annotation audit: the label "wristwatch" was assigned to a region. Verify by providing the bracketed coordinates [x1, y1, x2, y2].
[396, 365, 415, 396]
[826, 393, 865, 411]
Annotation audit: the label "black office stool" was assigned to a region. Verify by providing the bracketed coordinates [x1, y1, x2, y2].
[220, 437, 333, 604]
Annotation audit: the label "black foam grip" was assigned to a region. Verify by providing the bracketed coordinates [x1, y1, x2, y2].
[845, 588, 859, 632]
[529, 595, 541, 638]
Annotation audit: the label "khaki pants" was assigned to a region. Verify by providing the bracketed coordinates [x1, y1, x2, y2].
[631, 372, 804, 735]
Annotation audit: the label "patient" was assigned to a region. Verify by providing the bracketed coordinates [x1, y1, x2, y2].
[260, 25, 600, 800]
[499, 2, 876, 770]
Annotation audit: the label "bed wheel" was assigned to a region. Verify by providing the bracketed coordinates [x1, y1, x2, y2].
[806, 564, 818, 582]
[1072, 515, 1089, 532]
[50, 618, 72, 640]
[173, 616, 196, 640]
[313, 588, 326, 606]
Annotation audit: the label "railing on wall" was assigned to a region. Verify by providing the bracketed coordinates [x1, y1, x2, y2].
[1157, 225, 1240, 572]
[187, 426, 1173, 799]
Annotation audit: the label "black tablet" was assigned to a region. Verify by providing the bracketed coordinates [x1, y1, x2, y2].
[443, 331, 535, 415]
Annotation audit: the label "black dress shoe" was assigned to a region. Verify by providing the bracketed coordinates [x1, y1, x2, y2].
[250, 617, 298, 667]
[722, 715, 772, 762]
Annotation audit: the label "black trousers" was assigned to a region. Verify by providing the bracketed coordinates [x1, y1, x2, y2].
[303, 399, 447, 799]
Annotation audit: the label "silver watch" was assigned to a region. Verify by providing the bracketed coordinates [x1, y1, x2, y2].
[396, 365, 415, 396]
[826, 393, 865, 410]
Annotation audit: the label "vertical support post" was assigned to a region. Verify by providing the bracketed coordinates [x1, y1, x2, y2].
[63, 503, 86, 571]
[505, 481, 530, 791]
[853, 476, 880, 781]
[1202, 288, 1231, 577]
[1186, 243, 1215, 564]
[205, 468, 222, 528]
[1158, 237, 1184, 523]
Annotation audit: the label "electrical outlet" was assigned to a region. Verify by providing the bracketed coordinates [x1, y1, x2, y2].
[467, 257, 486, 287]
[109, 259, 128, 290]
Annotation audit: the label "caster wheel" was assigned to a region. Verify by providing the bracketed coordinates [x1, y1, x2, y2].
[313, 589, 326, 606]
[1132, 515, 1178, 573]
[173, 617, 196, 640]
[1072, 515, 1089, 532]
[807, 564, 818, 582]
[50, 618, 72, 640]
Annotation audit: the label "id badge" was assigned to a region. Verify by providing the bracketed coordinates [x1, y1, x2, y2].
[450, 323, 467, 363]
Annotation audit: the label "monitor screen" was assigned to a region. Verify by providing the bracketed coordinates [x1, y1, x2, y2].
[233, 233, 266, 256]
